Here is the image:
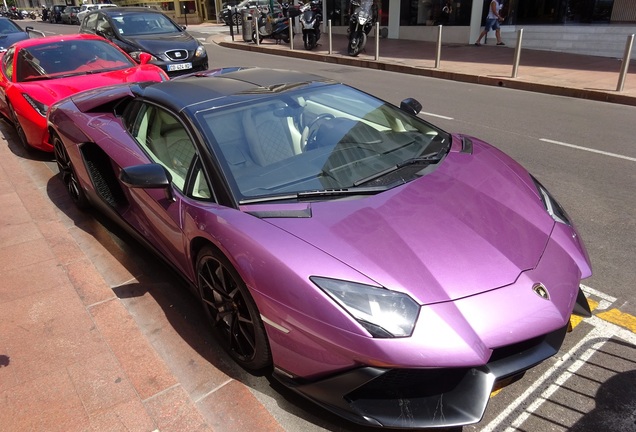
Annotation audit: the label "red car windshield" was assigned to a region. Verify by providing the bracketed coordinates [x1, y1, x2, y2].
[16, 39, 135, 82]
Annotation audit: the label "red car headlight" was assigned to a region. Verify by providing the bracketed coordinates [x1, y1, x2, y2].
[22, 93, 49, 117]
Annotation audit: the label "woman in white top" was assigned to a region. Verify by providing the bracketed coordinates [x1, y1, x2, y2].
[474, 0, 505, 46]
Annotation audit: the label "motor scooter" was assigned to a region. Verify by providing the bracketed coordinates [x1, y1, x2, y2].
[299, 0, 322, 50]
[252, 3, 292, 44]
[41, 7, 49, 22]
[347, 0, 377, 56]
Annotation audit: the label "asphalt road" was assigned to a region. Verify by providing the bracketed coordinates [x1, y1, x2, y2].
[21, 20, 636, 432]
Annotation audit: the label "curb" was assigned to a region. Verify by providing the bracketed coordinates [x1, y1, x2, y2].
[0, 136, 283, 432]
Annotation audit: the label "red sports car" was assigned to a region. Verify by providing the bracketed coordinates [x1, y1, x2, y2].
[0, 33, 168, 152]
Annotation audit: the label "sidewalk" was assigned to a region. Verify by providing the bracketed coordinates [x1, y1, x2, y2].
[209, 26, 636, 106]
[0, 138, 283, 430]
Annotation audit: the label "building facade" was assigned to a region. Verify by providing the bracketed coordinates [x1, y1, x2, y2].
[19, 0, 636, 58]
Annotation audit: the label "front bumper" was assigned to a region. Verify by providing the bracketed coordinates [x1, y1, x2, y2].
[155, 57, 209, 77]
[275, 323, 569, 429]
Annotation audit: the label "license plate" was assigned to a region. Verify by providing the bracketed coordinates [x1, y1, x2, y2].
[167, 62, 192, 72]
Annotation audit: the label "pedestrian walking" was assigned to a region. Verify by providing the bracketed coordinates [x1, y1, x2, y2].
[436, 0, 452, 25]
[474, 0, 505, 46]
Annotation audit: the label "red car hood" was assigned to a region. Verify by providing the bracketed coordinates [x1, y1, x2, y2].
[20, 66, 163, 104]
[260, 141, 554, 304]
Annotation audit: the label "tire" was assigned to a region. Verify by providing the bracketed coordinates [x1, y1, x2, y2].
[306, 33, 316, 50]
[232, 12, 242, 26]
[52, 132, 89, 209]
[251, 31, 263, 44]
[8, 102, 31, 152]
[197, 246, 271, 372]
[348, 32, 366, 56]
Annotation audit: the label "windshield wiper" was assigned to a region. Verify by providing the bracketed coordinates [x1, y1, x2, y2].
[22, 75, 52, 81]
[239, 186, 389, 204]
[396, 155, 443, 168]
[353, 155, 441, 187]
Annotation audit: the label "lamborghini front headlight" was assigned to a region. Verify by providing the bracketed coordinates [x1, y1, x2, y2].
[311, 277, 420, 338]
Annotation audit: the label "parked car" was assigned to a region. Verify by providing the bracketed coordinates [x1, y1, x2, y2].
[47, 4, 66, 23]
[0, 17, 38, 52]
[77, 3, 117, 24]
[0, 34, 167, 152]
[221, 0, 280, 25]
[60, 6, 81, 24]
[79, 7, 208, 77]
[47, 67, 592, 429]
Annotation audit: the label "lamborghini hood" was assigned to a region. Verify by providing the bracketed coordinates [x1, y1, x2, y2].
[262, 139, 555, 304]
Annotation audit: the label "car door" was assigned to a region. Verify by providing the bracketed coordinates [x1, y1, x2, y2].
[120, 101, 204, 275]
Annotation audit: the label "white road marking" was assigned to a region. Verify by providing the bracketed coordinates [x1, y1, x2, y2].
[540, 138, 636, 162]
[581, 283, 617, 311]
[481, 304, 636, 432]
[419, 112, 454, 120]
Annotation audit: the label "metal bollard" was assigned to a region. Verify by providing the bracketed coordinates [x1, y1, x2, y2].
[511, 28, 523, 78]
[289, 18, 294, 50]
[617, 34, 634, 92]
[375, 22, 380, 61]
[255, 18, 260, 46]
[328, 20, 332, 55]
[435, 25, 442, 69]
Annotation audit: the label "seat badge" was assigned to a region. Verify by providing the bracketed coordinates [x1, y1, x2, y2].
[532, 283, 550, 300]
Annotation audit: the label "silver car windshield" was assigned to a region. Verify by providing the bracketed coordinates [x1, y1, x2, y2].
[197, 83, 450, 202]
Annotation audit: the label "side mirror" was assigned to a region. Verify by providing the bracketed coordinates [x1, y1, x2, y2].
[120, 164, 174, 201]
[138, 52, 152, 65]
[399, 98, 422, 116]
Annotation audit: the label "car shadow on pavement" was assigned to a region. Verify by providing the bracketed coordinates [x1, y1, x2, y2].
[0, 120, 54, 162]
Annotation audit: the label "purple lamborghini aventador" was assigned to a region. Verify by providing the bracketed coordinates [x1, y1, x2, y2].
[48, 67, 592, 429]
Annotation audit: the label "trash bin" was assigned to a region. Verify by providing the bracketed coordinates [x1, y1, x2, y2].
[242, 8, 256, 42]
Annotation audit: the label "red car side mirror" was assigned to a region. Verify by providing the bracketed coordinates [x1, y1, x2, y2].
[138, 52, 152, 65]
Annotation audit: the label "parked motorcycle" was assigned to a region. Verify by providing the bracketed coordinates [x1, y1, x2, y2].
[252, 3, 292, 44]
[8, 7, 22, 20]
[299, 0, 322, 50]
[347, 0, 377, 56]
[41, 7, 49, 22]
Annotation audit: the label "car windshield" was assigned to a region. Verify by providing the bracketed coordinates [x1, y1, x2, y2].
[197, 83, 451, 203]
[112, 13, 182, 36]
[16, 39, 135, 82]
[0, 19, 22, 33]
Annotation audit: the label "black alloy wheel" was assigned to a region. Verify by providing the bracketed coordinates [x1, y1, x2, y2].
[8, 103, 31, 152]
[197, 246, 271, 372]
[52, 133, 89, 209]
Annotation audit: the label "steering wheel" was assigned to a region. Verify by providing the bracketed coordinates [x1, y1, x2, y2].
[302, 113, 334, 151]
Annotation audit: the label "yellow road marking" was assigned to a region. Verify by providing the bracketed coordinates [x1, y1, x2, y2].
[596, 308, 636, 333]
[570, 298, 599, 330]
